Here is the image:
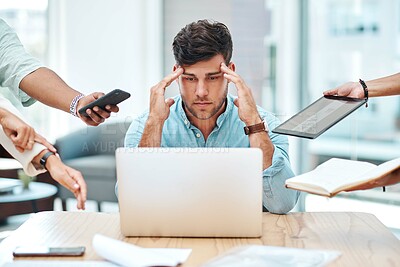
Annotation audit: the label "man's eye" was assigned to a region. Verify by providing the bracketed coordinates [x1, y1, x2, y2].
[209, 76, 219, 81]
[185, 77, 195, 82]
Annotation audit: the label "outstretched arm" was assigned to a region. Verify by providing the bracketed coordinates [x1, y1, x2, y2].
[19, 67, 119, 126]
[324, 73, 400, 98]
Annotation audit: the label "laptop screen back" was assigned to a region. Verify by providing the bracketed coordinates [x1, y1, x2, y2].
[116, 147, 263, 237]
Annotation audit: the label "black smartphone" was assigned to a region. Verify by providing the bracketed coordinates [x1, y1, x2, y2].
[78, 89, 131, 117]
[13, 246, 85, 257]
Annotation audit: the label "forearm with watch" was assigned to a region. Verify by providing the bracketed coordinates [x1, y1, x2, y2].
[32, 149, 57, 171]
[243, 115, 274, 170]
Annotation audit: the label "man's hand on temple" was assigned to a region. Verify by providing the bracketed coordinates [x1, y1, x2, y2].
[220, 63, 260, 125]
[148, 67, 184, 123]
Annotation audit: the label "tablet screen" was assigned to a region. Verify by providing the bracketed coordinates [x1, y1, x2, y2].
[272, 96, 367, 139]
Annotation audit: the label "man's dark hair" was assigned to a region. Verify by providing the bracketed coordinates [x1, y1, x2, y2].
[172, 19, 233, 66]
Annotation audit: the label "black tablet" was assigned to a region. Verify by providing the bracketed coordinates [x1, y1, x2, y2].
[272, 95, 367, 139]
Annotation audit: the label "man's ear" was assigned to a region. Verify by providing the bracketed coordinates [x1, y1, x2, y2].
[228, 62, 236, 72]
[173, 65, 178, 72]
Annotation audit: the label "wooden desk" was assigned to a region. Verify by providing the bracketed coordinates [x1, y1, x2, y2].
[0, 211, 399, 266]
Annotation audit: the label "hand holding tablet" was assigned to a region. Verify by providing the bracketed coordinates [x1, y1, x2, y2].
[272, 96, 367, 139]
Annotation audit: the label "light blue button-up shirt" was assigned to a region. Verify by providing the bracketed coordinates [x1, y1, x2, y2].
[125, 94, 299, 214]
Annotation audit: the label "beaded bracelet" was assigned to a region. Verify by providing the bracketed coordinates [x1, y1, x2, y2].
[70, 93, 85, 117]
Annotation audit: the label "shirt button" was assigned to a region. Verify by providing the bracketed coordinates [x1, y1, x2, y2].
[184, 120, 188, 125]
[196, 133, 201, 138]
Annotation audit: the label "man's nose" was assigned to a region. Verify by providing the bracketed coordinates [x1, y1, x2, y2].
[195, 80, 208, 97]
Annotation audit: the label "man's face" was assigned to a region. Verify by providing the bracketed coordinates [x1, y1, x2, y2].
[175, 54, 233, 120]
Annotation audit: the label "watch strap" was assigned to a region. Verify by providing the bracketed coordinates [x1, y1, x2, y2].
[40, 151, 55, 169]
[244, 119, 268, 135]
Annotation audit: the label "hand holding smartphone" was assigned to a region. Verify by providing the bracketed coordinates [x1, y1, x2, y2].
[13, 246, 85, 257]
[78, 89, 131, 117]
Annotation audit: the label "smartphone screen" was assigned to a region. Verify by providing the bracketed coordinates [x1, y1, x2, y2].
[13, 246, 85, 257]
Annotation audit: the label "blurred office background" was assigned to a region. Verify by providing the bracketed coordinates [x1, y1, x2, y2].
[0, 0, 399, 235]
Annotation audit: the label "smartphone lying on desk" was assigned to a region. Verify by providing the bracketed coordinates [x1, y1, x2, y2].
[78, 89, 131, 117]
[13, 246, 85, 257]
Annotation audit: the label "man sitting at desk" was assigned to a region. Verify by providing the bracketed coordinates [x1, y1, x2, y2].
[125, 20, 299, 214]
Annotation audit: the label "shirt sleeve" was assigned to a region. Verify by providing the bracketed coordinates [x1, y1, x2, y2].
[124, 112, 149, 148]
[0, 19, 43, 107]
[260, 111, 300, 214]
[0, 96, 46, 176]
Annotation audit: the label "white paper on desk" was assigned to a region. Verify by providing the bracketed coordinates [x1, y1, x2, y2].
[201, 245, 341, 267]
[2, 260, 119, 267]
[92, 234, 192, 267]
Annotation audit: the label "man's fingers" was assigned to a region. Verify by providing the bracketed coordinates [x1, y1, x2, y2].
[220, 62, 235, 74]
[221, 63, 243, 85]
[165, 98, 175, 107]
[233, 98, 239, 108]
[160, 67, 184, 88]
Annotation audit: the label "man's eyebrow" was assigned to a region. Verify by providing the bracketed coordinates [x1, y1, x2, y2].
[207, 71, 222, 76]
[182, 72, 196, 76]
[181, 71, 222, 76]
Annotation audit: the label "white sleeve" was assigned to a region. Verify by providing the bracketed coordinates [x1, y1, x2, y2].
[0, 96, 46, 176]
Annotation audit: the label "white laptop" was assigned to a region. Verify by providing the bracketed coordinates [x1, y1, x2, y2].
[116, 147, 263, 237]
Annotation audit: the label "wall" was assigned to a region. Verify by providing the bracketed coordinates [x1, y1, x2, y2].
[47, 0, 163, 135]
